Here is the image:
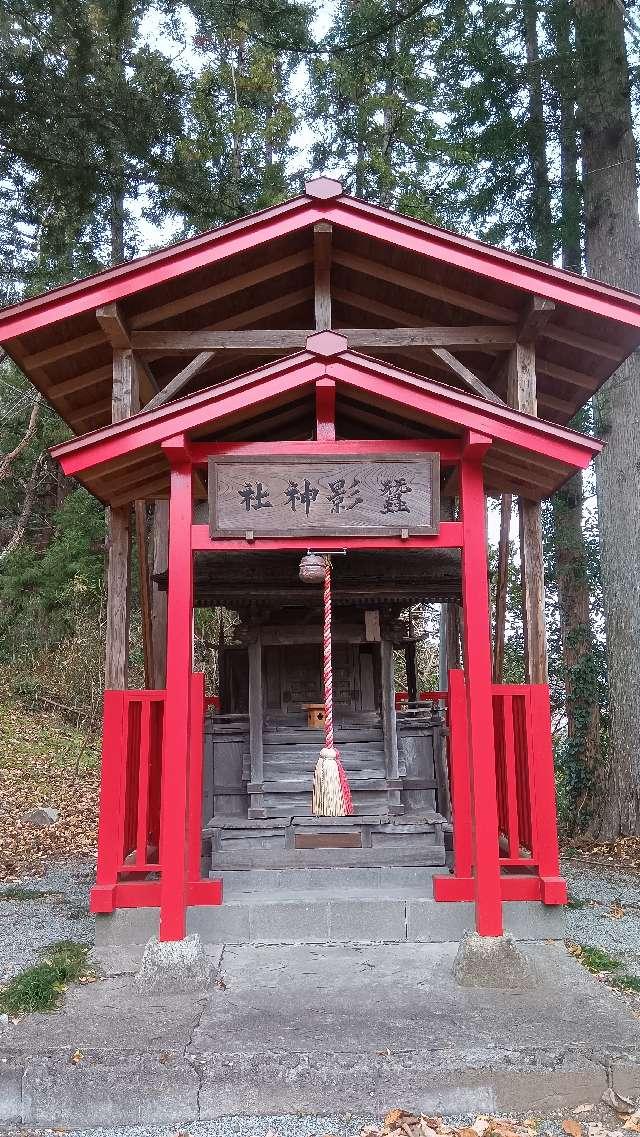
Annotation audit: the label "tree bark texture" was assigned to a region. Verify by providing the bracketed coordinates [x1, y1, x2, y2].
[575, 0, 640, 835]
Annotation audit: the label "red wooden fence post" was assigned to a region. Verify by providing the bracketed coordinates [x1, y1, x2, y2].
[459, 436, 503, 936]
[91, 691, 127, 913]
[188, 672, 206, 883]
[447, 669, 473, 879]
[158, 437, 193, 941]
[528, 685, 567, 903]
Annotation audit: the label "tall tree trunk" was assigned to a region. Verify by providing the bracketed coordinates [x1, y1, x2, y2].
[574, 0, 640, 836]
[523, 0, 554, 262]
[548, 0, 602, 831]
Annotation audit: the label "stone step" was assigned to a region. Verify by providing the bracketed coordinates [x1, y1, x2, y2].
[209, 844, 447, 870]
[220, 865, 444, 893]
[184, 887, 565, 945]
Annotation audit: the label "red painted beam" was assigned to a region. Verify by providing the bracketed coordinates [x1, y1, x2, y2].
[459, 444, 503, 936]
[191, 522, 464, 552]
[190, 438, 462, 465]
[333, 359, 600, 469]
[159, 461, 194, 942]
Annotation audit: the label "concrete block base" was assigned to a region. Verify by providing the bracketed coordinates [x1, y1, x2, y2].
[453, 930, 536, 989]
[136, 933, 211, 993]
[95, 893, 565, 954]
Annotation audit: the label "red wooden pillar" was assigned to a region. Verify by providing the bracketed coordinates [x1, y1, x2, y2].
[159, 435, 193, 941]
[459, 433, 503, 936]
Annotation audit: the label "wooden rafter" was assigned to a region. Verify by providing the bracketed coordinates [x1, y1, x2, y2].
[333, 249, 520, 323]
[130, 249, 313, 330]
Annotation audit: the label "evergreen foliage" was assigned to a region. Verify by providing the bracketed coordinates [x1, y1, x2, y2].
[0, 0, 635, 833]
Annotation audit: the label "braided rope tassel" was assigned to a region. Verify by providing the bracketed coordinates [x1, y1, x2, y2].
[312, 556, 354, 816]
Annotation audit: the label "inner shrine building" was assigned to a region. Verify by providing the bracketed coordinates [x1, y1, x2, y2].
[3, 177, 640, 948]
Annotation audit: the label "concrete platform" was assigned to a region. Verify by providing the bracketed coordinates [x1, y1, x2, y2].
[1, 940, 640, 1127]
[93, 885, 566, 961]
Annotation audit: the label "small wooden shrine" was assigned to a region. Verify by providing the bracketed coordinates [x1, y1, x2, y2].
[2, 177, 639, 944]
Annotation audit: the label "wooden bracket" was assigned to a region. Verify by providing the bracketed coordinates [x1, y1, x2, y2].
[517, 295, 555, 344]
[161, 432, 191, 467]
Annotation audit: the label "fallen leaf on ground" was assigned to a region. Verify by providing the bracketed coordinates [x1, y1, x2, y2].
[623, 1112, 640, 1132]
[562, 1121, 582, 1137]
[471, 1121, 491, 1137]
[602, 1088, 640, 1116]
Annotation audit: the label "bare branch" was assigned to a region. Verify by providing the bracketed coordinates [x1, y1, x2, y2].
[0, 452, 45, 561]
[0, 391, 43, 481]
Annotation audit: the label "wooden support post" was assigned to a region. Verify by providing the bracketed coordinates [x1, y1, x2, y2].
[104, 506, 130, 689]
[104, 347, 138, 689]
[519, 503, 548, 683]
[152, 500, 169, 689]
[112, 348, 139, 421]
[506, 338, 548, 684]
[314, 221, 332, 331]
[492, 493, 512, 682]
[381, 638, 400, 794]
[248, 631, 264, 815]
[405, 640, 418, 704]
[134, 500, 154, 689]
[460, 436, 503, 936]
[159, 445, 193, 942]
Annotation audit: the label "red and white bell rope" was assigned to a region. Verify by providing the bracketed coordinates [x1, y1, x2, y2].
[312, 556, 353, 816]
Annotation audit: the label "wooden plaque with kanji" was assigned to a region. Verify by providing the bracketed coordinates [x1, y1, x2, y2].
[208, 453, 440, 537]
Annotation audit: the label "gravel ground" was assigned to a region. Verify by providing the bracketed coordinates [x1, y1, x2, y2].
[0, 1106, 632, 1137]
[562, 855, 640, 978]
[0, 856, 95, 982]
[2, 854, 640, 985]
[1, 858, 640, 1134]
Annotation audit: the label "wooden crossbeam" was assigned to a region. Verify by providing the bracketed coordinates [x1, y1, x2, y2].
[144, 351, 216, 412]
[130, 325, 517, 353]
[314, 222, 332, 331]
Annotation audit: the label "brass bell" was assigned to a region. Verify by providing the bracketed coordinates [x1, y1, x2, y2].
[298, 552, 326, 584]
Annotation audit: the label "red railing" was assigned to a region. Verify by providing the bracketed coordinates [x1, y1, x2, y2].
[395, 690, 448, 709]
[435, 670, 566, 905]
[90, 673, 220, 913]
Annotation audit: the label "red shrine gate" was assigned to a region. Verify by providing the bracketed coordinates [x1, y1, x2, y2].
[51, 338, 599, 941]
[2, 178, 638, 946]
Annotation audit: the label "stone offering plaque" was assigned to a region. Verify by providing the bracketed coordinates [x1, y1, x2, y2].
[208, 453, 440, 537]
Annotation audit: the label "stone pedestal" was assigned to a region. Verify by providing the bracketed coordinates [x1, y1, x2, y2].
[135, 933, 211, 994]
[452, 930, 536, 989]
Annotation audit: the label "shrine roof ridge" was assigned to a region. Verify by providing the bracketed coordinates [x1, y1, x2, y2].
[4, 182, 640, 343]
